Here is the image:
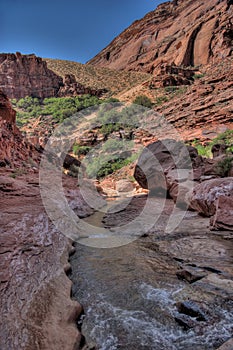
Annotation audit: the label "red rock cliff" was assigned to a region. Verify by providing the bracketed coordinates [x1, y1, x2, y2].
[0, 52, 63, 99]
[88, 0, 233, 73]
[0, 90, 40, 168]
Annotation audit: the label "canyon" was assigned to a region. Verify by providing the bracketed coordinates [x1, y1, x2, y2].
[0, 0, 233, 349]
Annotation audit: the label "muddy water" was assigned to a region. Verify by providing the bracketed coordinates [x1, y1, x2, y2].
[70, 197, 233, 350]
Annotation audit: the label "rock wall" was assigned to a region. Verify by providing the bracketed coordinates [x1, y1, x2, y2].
[0, 52, 63, 99]
[0, 53, 106, 99]
[88, 0, 233, 73]
[0, 89, 40, 168]
[0, 175, 88, 349]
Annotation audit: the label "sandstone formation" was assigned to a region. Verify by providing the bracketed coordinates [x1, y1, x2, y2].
[58, 74, 107, 97]
[0, 89, 105, 348]
[134, 138, 233, 216]
[88, 0, 233, 74]
[0, 52, 63, 99]
[0, 89, 40, 168]
[210, 195, 233, 230]
[0, 53, 105, 99]
[217, 338, 233, 350]
[0, 173, 96, 349]
[134, 139, 194, 192]
[188, 178, 233, 230]
[188, 178, 233, 216]
[154, 59, 233, 140]
[0, 89, 16, 124]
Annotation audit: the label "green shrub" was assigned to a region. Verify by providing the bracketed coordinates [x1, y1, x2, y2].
[15, 95, 103, 126]
[210, 130, 233, 153]
[215, 156, 233, 177]
[164, 86, 178, 93]
[73, 144, 91, 156]
[85, 152, 138, 179]
[193, 73, 205, 80]
[133, 95, 153, 108]
[154, 96, 169, 106]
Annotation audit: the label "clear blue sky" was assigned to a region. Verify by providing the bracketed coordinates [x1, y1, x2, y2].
[0, 0, 164, 63]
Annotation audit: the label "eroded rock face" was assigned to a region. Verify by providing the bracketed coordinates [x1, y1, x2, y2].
[188, 178, 233, 217]
[0, 90, 40, 168]
[0, 174, 90, 349]
[88, 0, 233, 73]
[188, 178, 233, 231]
[58, 74, 107, 97]
[0, 89, 16, 124]
[0, 52, 63, 99]
[0, 53, 107, 99]
[210, 195, 233, 230]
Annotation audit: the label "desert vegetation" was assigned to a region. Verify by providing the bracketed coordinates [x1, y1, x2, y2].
[45, 58, 151, 97]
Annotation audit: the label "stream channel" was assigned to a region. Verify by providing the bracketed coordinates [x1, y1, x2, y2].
[70, 195, 233, 350]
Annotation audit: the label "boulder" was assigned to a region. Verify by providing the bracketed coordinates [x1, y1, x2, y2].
[166, 168, 194, 206]
[134, 139, 193, 192]
[210, 195, 233, 230]
[174, 313, 197, 330]
[217, 338, 233, 350]
[211, 143, 227, 158]
[63, 153, 81, 170]
[188, 178, 233, 217]
[116, 179, 134, 193]
[176, 266, 207, 283]
[176, 301, 207, 321]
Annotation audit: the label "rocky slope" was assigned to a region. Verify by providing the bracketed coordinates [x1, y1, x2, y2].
[45, 58, 151, 97]
[153, 58, 233, 141]
[88, 0, 233, 73]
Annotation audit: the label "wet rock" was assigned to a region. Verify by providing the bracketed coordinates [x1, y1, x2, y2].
[0, 173, 92, 349]
[174, 313, 197, 330]
[194, 274, 233, 298]
[176, 301, 207, 321]
[176, 266, 207, 283]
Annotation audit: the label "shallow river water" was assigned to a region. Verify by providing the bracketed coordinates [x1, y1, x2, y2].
[70, 197, 233, 350]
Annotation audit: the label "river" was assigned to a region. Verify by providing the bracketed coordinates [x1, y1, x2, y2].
[70, 196, 233, 350]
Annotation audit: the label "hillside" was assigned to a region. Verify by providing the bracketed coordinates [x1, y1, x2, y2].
[88, 0, 233, 74]
[45, 58, 151, 96]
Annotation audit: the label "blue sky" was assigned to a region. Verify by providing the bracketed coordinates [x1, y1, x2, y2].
[1, 0, 164, 63]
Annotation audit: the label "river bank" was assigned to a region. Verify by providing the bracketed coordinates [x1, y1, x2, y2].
[0, 170, 94, 350]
